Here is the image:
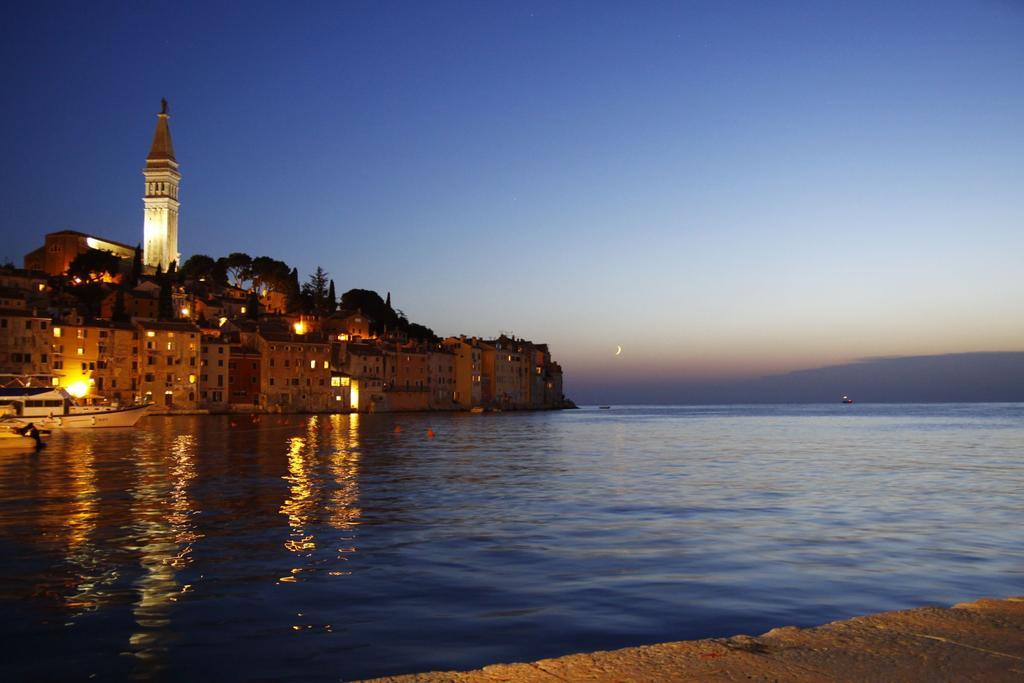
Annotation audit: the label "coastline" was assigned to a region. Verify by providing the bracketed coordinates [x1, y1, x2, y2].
[361, 596, 1024, 682]
[144, 403, 577, 417]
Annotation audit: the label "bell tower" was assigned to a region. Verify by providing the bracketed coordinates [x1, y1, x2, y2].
[142, 99, 180, 271]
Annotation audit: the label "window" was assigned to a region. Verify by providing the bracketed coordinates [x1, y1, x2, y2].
[41, 321, 48, 330]
[309, 360, 316, 369]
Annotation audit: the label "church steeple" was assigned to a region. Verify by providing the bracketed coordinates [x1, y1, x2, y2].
[147, 98, 176, 164]
[142, 99, 181, 271]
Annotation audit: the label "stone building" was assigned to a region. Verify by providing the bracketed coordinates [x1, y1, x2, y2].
[142, 100, 181, 271]
[24, 231, 136, 278]
[136, 320, 200, 409]
[0, 309, 52, 379]
[443, 336, 482, 409]
[199, 335, 230, 409]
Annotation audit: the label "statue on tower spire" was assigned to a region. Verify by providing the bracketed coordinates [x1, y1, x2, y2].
[161, 98, 168, 115]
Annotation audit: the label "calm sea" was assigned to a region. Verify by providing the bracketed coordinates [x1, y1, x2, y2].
[1, 404, 1022, 680]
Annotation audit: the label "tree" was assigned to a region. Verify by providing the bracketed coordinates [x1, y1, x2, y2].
[180, 254, 217, 282]
[251, 256, 292, 294]
[129, 245, 143, 287]
[156, 264, 174, 320]
[66, 249, 122, 284]
[246, 289, 260, 320]
[301, 266, 330, 313]
[285, 267, 302, 312]
[327, 279, 337, 314]
[218, 252, 252, 288]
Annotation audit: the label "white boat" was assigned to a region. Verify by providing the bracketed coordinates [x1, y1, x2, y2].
[0, 386, 150, 429]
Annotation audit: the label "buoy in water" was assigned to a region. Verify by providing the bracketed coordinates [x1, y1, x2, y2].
[426, 428, 435, 439]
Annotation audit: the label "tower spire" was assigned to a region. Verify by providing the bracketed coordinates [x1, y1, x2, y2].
[142, 100, 181, 271]
[147, 98, 176, 165]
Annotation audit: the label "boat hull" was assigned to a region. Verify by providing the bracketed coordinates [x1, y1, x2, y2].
[12, 404, 150, 429]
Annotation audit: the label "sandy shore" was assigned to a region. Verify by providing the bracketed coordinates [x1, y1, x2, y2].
[361, 596, 1024, 682]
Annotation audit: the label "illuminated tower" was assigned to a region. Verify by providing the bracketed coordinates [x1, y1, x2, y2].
[142, 99, 180, 271]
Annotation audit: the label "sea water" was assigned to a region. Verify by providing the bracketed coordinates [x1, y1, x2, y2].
[0, 404, 1021, 680]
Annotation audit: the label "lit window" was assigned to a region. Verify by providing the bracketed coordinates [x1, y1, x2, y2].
[76, 347, 84, 355]
[322, 361, 328, 369]
[331, 377, 341, 387]
[147, 331, 155, 338]
[240, 306, 246, 314]
[309, 360, 316, 369]
[53, 327, 62, 338]
[188, 374, 196, 384]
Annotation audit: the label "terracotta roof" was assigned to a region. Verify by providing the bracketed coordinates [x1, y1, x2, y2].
[146, 101, 177, 166]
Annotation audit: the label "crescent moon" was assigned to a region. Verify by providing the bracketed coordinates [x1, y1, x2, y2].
[615, 345, 622, 356]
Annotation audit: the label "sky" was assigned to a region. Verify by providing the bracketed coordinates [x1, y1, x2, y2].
[1, 1, 1022, 402]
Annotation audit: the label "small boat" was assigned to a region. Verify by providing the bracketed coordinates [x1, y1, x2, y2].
[842, 396, 854, 404]
[0, 386, 150, 429]
[0, 423, 43, 450]
[598, 406, 611, 410]
[469, 406, 485, 414]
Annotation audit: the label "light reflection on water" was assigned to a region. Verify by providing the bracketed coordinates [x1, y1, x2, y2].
[0, 404, 1022, 680]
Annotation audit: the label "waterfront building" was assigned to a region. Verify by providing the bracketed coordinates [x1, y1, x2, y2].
[136, 320, 200, 409]
[544, 361, 565, 407]
[0, 309, 52, 380]
[47, 316, 138, 403]
[427, 348, 457, 409]
[531, 345, 552, 409]
[480, 337, 524, 409]
[343, 343, 385, 412]
[244, 326, 332, 412]
[382, 344, 431, 412]
[228, 345, 261, 408]
[142, 100, 181, 271]
[90, 323, 138, 405]
[199, 335, 230, 409]
[443, 336, 482, 409]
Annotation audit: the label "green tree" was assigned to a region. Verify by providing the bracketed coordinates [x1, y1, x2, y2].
[156, 265, 174, 320]
[129, 245, 143, 287]
[180, 254, 217, 282]
[327, 279, 337, 313]
[301, 266, 330, 313]
[66, 249, 122, 284]
[218, 252, 252, 288]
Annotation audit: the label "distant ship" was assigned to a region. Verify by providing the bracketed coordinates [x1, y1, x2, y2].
[842, 396, 854, 404]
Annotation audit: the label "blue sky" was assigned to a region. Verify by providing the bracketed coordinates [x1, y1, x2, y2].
[2, 1, 1022, 401]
